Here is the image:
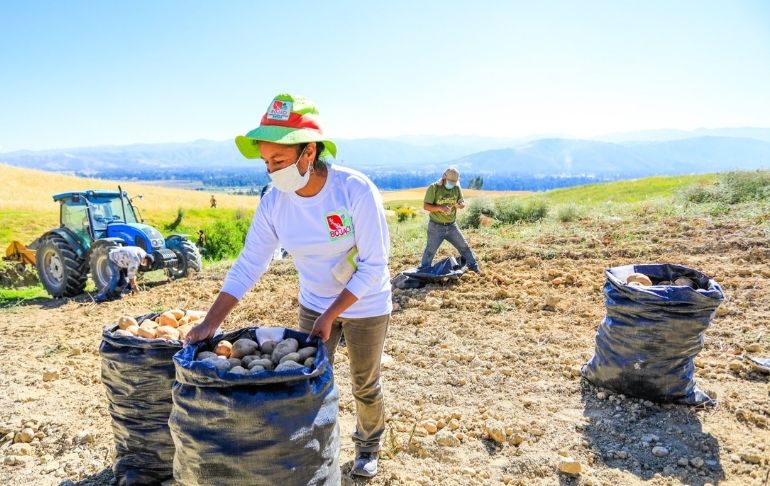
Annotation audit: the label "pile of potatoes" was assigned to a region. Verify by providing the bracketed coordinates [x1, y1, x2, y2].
[196, 337, 317, 374]
[111, 309, 207, 341]
[625, 273, 698, 289]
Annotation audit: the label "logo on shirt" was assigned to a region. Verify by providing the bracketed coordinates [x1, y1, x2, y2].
[266, 100, 292, 121]
[326, 209, 354, 241]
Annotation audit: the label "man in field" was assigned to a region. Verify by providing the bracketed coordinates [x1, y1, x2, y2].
[419, 167, 480, 273]
[94, 246, 154, 303]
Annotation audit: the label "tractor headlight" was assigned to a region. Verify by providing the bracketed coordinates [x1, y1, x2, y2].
[151, 239, 162, 248]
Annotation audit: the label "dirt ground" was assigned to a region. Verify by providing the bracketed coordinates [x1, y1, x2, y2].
[0, 213, 768, 486]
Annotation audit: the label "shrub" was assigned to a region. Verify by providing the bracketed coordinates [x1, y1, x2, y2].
[556, 203, 579, 222]
[494, 199, 548, 225]
[681, 171, 770, 205]
[458, 198, 494, 229]
[395, 206, 417, 222]
[201, 218, 251, 260]
[165, 208, 185, 231]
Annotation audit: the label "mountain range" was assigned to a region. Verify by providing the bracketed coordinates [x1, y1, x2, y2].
[1, 128, 769, 179]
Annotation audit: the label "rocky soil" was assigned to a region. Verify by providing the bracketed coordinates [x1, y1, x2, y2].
[0, 212, 768, 485]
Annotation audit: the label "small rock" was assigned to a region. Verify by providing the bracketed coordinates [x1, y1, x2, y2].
[745, 343, 761, 353]
[615, 451, 629, 459]
[421, 420, 438, 434]
[652, 446, 669, 457]
[641, 433, 659, 443]
[42, 370, 60, 382]
[10, 443, 32, 455]
[435, 429, 460, 447]
[509, 433, 525, 446]
[484, 419, 507, 444]
[448, 418, 460, 431]
[75, 431, 95, 444]
[728, 361, 743, 372]
[739, 452, 762, 464]
[596, 391, 607, 400]
[558, 457, 582, 475]
[690, 457, 704, 469]
[14, 428, 34, 443]
[677, 458, 689, 467]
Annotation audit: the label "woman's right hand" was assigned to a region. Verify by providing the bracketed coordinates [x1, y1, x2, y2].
[184, 319, 218, 345]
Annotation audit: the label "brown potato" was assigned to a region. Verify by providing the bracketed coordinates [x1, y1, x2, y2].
[186, 310, 207, 320]
[138, 326, 158, 339]
[178, 315, 191, 326]
[231, 339, 260, 359]
[177, 324, 192, 339]
[117, 316, 138, 330]
[674, 276, 697, 289]
[156, 326, 181, 340]
[139, 320, 158, 330]
[126, 324, 140, 336]
[169, 309, 185, 320]
[214, 341, 233, 358]
[626, 273, 652, 286]
[113, 329, 134, 338]
[158, 312, 179, 328]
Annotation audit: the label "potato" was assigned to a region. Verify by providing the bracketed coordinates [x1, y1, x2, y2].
[241, 355, 261, 367]
[118, 316, 138, 330]
[304, 357, 314, 368]
[158, 312, 179, 328]
[202, 356, 232, 371]
[227, 358, 242, 368]
[140, 320, 158, 330]
[156, 326, 181, 340]
[261, 353, 272, 360]
[272, 338, 299, 364]
[113, 329, 134, 338]
[231, 339, 260, 359]
[674, 277, 697, 289]
[169, 309, 185, 320]
[178, 315, 191, 326]
[279, 352, 301, 364]
[138, 327, 158, 339]
[247, 365, 265, 373]
[626, 273, 652, 286]
[177, 324, 192, 339]
[197, 351, 218, 360]
[275, 360, 304, 372]
[297, 346, 317, 362]
[126, 324, 140, 336]
[260, 340, 277, 354]
[657, 280, 672, 286]
[248, 358, 274, 371]
[186, 310, 207, 320]
[214, 341, 233, 358]
[229, 366, 248, 374]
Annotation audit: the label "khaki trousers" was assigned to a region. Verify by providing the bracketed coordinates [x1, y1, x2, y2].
[298, 305, 390, 453]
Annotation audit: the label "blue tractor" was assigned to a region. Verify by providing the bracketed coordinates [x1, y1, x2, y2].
[32, 187, 202, 297]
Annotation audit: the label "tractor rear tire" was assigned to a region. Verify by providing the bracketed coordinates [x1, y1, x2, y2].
[36, 234, 87, 298]
[90, 241, 124, 294]
[166, 238, 202, 279]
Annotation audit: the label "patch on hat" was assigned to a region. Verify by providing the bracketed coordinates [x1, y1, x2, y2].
[266, 100, 292, 121]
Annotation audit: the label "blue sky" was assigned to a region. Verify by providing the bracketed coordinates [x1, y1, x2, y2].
[1, 0, 769, 151]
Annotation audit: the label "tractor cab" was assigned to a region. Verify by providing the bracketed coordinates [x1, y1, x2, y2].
[55, 189, 166, 254]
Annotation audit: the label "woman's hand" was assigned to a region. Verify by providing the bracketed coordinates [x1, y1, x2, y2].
[184, 319, 218, 345]
[309, 313, 334, 342]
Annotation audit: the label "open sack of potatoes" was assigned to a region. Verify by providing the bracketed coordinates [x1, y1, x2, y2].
[100, 309, 208, 485]
[582, 263, 724, 406]
[168, 326, 340, 486]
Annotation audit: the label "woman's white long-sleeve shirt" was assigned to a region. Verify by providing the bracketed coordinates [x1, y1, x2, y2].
[221, 164, 392, 318]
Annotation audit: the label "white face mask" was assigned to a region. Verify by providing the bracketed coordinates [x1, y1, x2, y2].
[268, 146, 311, 193]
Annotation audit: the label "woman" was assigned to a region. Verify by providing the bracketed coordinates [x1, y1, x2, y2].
[185, 93, 391, 478]
[419, 167, 480, 273]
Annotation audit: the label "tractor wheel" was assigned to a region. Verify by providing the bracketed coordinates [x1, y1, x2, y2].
[166, 238, 202, 279]
[35, 234, 88, 297]
[89, 241, 124, 294]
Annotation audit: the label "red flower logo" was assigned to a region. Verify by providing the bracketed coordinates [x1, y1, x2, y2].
[326, 214, 343, 230]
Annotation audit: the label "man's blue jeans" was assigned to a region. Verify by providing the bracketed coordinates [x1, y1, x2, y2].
[419, 220, 478, 270]
[95, 260, 127, 301]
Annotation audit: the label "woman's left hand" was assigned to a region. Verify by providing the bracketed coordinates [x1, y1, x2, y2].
[309, 313, 334, 342]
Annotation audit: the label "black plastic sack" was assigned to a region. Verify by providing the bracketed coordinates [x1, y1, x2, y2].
[169, 327, 340, 486]
[394, 256, 466, 289]
[100, 313, 180, 485]
[582, 264, 725, 405]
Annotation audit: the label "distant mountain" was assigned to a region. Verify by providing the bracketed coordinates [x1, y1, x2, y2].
[446, 136, 770, 176]
[597, 127, 770, 144]
[1, 133, 769, 179]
